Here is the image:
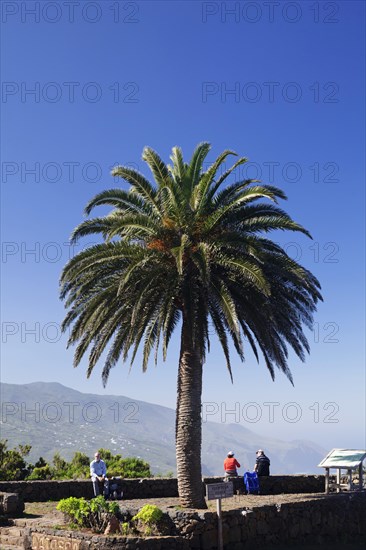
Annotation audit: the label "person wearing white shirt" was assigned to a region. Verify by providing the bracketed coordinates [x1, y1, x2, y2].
[90, 451, 109, 498]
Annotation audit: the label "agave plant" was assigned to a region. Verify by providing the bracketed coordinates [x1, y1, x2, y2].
[60, 143, 322, 508]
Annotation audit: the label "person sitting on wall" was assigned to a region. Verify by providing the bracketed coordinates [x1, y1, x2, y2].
[224, 451, 241, 476]
[90, 451, 109, 498]
[254, 449, 270, 476]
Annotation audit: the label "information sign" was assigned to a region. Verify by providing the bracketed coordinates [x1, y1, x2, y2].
[318, 449, 366, 469]
[206, 482, 234, 500]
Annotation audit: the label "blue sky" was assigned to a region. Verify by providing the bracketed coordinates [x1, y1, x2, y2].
[1, 1, 365, 452]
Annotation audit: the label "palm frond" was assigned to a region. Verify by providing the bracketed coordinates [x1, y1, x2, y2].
[169, 146, 186, 182]
[187, 142, 211, 188]
[207, 156, 249, 201]
[142, 147, 170, 188]
[192, 150, 237, 212]
[112, 165, 161, 215]
[84, 189, 152, 216]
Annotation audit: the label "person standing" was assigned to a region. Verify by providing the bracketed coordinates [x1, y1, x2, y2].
[224, 451, 241, 476]
[90, 451, 109, 498]
[254, 449, 270, 476]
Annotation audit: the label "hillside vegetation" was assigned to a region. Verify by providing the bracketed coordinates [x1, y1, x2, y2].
[0, 440, 151, 481]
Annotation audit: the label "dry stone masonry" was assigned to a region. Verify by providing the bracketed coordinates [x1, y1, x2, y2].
[0, 475, 324, 503]
[0, 476, 365, 549]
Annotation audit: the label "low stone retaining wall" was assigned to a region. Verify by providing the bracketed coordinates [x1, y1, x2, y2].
[172, 492, 366, 549]
[22, 492, 366, 550]
[0, 478, 178, 502]
[0, 475, 324, 502]
[256, 474, 325, 494]
[27, 530, 189, 550]
[0, 491, 24, 517]
[205, 474, 324, 495]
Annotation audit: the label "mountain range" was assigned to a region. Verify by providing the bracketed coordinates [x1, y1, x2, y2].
[0, 382, 326, 475]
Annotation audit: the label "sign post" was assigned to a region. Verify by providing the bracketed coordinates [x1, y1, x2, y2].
[206, 482, 234, 550]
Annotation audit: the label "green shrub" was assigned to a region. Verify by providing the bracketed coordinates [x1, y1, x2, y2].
[57, 496, 119, 533]
[27, 465, 52, 480]
[90, 495, 119, 516]
[0, 440, 31, 480]
[121, 521, 130, 535]
[132, 504, 164, 535]
[0, 442, 151, 482]
[119, 457, 151, 478]
[57, 497, 89, 527]
[51, 449, 151, 480]
[133, 504, 163, 524]
[34, 457, 47, 468]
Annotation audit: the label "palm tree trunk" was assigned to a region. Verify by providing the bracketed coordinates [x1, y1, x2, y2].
[175, 316, 207, 509]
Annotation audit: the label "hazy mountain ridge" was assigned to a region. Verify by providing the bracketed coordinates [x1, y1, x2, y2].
[0, 382, 326, 475]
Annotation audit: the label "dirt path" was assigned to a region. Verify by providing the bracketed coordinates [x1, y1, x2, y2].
[24, 491, 331, 525]
[118, 492, 330, 512]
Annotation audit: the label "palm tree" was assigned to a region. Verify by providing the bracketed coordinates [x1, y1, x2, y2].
[60, 143, 322, 508]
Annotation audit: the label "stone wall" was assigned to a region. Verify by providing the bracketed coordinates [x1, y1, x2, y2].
[23, 492, 366, 550]
[205, 474, 325, 495]
[28, 530, 190, 550]
[0, 491, 24, 517]
[255, 474, 325, 494]
[0, 478, 178, 502]
[0, 475, 324, 503]
[172, 492, 366, 549]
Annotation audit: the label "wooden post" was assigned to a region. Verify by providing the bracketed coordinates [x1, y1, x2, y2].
[336, 468, 341, 493]
[325, 468, 329, 494]
[359, 463, 363, 490]
[216, 497, 223, 550]
[206, 481, 232, 549]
